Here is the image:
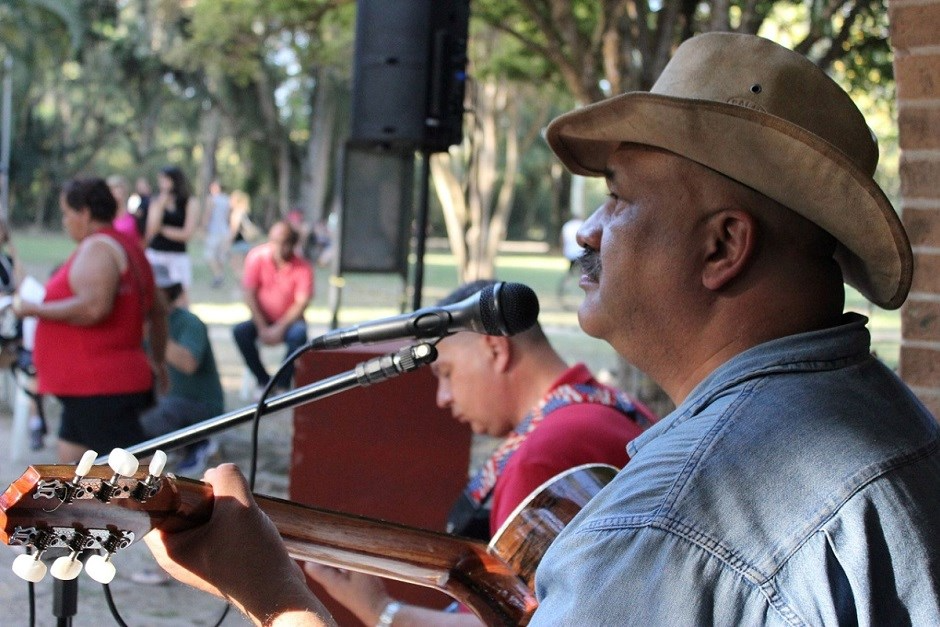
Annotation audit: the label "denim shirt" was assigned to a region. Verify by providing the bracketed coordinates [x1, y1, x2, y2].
[533, 314, 940, 626]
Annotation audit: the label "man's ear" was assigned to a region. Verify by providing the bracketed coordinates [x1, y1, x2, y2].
[482, 335, 513, 373]
[701, 209, 757, 291]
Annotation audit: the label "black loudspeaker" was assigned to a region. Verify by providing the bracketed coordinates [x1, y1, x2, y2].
[350, 0, 469, 153]
[339, 146, 414, 275]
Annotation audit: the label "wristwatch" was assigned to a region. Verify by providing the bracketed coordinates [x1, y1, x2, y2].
[376, 600, 403, 627]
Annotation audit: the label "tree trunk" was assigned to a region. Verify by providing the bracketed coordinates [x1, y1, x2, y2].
[303, 68, 339, 224]
[197, 105, 221, 207]
[430, 152, 468, 284]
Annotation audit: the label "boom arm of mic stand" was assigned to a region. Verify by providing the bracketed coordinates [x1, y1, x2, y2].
[98, 343, 439, 464]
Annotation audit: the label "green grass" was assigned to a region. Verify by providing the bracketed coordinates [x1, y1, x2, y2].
[7, 229, 902, 373]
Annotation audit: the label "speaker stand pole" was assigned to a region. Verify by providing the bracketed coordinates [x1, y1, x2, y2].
[411, 148, 432, 311]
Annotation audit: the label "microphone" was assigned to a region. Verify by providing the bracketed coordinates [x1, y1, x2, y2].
[308, 282, 540, 350]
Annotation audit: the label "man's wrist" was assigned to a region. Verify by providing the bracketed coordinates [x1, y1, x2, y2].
[375, 600, 402, 627]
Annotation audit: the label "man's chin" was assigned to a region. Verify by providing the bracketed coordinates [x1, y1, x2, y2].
[576, 303, 604, 340]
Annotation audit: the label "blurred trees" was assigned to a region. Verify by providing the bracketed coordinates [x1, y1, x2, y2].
[0, 0, 893, 259]
[2, 0, 356, 226]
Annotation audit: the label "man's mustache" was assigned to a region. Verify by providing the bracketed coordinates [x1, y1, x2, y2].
[578, 248, 601, 281]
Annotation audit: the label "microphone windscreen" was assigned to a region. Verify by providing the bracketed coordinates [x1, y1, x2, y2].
[481, 282, 540, 336]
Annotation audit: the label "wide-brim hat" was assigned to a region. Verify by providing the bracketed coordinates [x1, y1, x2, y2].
[546, 33, 912, 310]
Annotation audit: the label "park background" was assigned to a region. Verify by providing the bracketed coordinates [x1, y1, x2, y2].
[1, 0, 939, 624]
[0, 0, 910, 415]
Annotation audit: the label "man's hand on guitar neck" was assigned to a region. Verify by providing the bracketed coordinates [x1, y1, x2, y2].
[304, 564, 484, 626]
[144, 464, 335, 627]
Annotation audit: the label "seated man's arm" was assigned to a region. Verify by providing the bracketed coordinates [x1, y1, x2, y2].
[305, 564, 483, 627]
[264, 267, 313, 344]
[165, 338, 198, 375]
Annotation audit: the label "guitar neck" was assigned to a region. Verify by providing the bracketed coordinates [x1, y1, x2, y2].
[253, 493, 535, 625]
[2, 466, 546, 626]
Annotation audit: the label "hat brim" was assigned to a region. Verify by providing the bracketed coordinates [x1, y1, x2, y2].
[546, 93, 912, 310]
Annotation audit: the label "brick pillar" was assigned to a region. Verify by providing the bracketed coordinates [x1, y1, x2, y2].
[891, 0, 940, 419]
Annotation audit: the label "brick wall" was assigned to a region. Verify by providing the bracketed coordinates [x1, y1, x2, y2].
[891, 0, 940, 418]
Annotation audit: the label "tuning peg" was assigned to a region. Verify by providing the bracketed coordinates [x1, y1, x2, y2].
[74, 450, 98, 480]
[148, 450, 167, 478]
[108, 448, 139, 478]
[132, 450, 168, 502]
[12, 553, 47, 583]
[85, 553, 117, 584]
[50, 552, 83, 581]
[95, 448, 140, 502]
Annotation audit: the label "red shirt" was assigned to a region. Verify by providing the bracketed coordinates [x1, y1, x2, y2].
[490, 364, 647, 533]
[242, 243, 313, 322]
[34, 228, 155, 396]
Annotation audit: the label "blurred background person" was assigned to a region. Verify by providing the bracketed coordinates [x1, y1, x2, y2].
[233, 220, 312, 395]
[0, 218, 44, 450]
[309, 218, 334, 268]
[227, 189, 257, 285]
[145, 165, 199, 299]
[128, 175, 152, 238]
[108, 174, 145, 247]
[202, 180, 231, 289]
[139, 264, 223, 475]
[556, 213, 584, 310]
[0, 217, 23, 313]
[14, 176, 168, 463]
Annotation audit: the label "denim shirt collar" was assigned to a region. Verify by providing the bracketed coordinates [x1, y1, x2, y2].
[628, 313, 872, 457]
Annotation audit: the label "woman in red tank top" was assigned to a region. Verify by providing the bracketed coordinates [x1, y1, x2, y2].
[14, 177, 168, 463]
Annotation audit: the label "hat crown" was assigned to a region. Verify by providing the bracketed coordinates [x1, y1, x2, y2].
[652, 33, 879, 176]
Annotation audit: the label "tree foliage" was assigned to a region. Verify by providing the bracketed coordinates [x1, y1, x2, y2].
[473, 0, 891, 105]
[0, 0, 892, 256]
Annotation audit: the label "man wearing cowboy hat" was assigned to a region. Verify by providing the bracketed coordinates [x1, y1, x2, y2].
[532, 32, 940, 624]
[139, 33, 939, 625]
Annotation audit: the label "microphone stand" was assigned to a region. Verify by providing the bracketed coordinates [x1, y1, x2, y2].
[99, 342, 439, 463]
[44, 343, 438, 627]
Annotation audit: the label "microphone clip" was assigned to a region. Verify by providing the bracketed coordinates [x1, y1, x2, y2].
[354, 343, 438, 387]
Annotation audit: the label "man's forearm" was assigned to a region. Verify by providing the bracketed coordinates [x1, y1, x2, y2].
[273, 299, 309, 331]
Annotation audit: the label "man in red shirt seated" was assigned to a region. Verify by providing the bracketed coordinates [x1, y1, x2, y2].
[303, 279, 657, 626]
[232, 220, 313, 395]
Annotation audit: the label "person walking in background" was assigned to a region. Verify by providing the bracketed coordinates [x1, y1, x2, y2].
[233, 220, 312, 395]
[145, 166, 199, 297]
[556, 213, 584, 310]
[227, 190, 256, 285]
[139, 264, 224, 476]
[202, 180, 231, 289]
[14, 176, 168, 463]
[304, 279, 656, 626]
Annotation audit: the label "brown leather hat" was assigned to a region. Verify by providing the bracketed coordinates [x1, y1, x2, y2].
[546, 33, 912, 310]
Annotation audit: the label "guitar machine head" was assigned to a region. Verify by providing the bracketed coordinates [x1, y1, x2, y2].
[1, 448, 169, 585]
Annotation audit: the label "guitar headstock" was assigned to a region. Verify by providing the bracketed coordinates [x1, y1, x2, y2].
[0, 449, 211, 584]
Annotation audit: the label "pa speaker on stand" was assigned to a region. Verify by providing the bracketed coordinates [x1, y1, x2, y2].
[349, 0, 470, 153]
[342, 0, 470, 316]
